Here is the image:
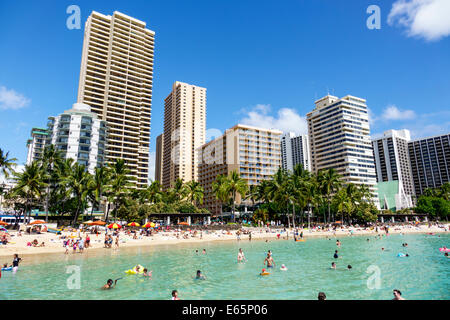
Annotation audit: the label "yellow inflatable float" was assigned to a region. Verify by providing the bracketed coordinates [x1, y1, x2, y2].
[125, 264, 145, 275]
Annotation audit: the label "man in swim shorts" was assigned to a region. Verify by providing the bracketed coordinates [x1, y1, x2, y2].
[264, 253, 275, 268]
[392, 289, 405, 300]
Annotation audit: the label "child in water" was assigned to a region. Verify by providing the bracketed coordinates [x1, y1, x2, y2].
[143, 268, 152, 279]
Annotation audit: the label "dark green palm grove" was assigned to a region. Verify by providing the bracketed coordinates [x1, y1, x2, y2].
[2, 146, 448, 226]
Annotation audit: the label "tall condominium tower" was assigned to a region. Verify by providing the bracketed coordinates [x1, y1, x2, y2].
[26, 128, 49, 165]
[280, 132, 311, 172]
[198, 124, 282, 215]
[77, 11, 155, 188]
[372, 129, 414, 210]
[408, 133, 450, 196]
[307, 95, 378, 200]
[47, 103, 107, 173]
[154, 133, 164, 182]
[162, 81, 206, 189]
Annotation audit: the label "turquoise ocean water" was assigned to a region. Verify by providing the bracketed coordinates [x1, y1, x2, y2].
[0, 233, 448, 300]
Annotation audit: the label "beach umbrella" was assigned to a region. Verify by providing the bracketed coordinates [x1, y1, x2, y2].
[84, 220, 93, 224]
[90, 220, 106, 226]
[29, 220, 46, 225]
[142, 222, 156, 228]
[107, 223, 122, 229]
[128, 222, 140, 227]
[0, 221, 8, 226]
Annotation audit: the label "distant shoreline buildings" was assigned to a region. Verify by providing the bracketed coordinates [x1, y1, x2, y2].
[20, 10, 450, 214]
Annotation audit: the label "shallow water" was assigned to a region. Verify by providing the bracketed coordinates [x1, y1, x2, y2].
[0, 233, 448, 300]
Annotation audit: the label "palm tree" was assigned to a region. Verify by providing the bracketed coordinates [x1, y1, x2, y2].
[222, 171, 248, 222]
[40, 145, 62, 222]
[63, 162, 92, 225]
[0, 148, 17, 178]
[185, 180, 204, 207]
[212, 174, 228, 214]
[10, 162, 47, 224]
[333, 188, 349, 225]
[318, 168, 341, 224]
[88, 166, 110, 219]
[146, 180, 163, 204]
[106, 159, 132, 222]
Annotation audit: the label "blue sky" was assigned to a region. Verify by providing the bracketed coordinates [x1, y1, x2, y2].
[1, 0, 449, 178]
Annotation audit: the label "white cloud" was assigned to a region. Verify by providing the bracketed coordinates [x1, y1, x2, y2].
[381, 105, 416, 121]
[0, 86, 31, 110]
[388, 0, 450, 41]
[239, 104, 308, 135]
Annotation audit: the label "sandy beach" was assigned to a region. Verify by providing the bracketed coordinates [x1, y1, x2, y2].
[1, 223, 448, 262]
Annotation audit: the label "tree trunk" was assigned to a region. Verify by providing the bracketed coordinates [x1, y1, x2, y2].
[287, 201, 291, 229]
[232, 191, 236, 222]
[45, 185, 50, 223]
[327, 198, 331, 224]
[105, 202, 110, 223]
[292, 203, 296, 229]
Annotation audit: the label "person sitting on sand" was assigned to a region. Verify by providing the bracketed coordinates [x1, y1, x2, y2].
[39, 242, 45, 247]
[32, 239, 38, 247]
[196, 270, 206, 280]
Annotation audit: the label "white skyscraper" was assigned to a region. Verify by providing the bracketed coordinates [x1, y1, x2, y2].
[281, 132, 310, 172]
[307, 95, 378, 204]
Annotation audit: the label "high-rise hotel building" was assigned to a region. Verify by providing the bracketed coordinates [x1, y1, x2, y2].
[372, 129, 414, 210]
[280, 132, 311, 172]
[307, 95, 378, 199]
[408, 133, 450, 196]
[154, 133, 164, 182]
[26, 128, 49, 165]
[77, 11, 155, 188]
[162, 81, 206, 189]
[198, 124, 282, 215]
[46, 103, 107, 174]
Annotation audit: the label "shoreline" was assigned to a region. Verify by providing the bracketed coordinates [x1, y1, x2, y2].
[1, 224, 448, 264]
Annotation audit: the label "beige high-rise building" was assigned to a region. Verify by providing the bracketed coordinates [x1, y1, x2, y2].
[198, 124, 282, 215]
[162, 81, 206, 189]
[155, 133, 163, 182]
[77, 11, 155, 188]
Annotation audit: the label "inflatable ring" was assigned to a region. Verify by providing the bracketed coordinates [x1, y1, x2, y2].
[439, 248, 450, 252]
[125, 264, 145, 275]
[1, 267, 12, 271]
[260, 272, 270, 276]
[295, 239, 306, 242]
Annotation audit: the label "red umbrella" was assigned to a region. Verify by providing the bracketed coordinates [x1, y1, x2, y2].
[107, 223, 122, 229]
[29, 220, 46, 225]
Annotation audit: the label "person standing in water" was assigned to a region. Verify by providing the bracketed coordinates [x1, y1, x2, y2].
[237, 248, 247, 263]
[264, 253, 275, 268]
[12, 254, 22, 274]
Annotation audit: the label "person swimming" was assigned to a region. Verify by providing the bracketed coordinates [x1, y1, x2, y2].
[334, 250, 339, 259]
[172, 290, 180, 300]
[196, 270, 206, 280]
[260, 268, 270, 275]
[347, 265, 352, 270]
[280, 264, 288, 271]
[331, 262, 336, 269]
[102, 278, 121, 290]
[143, 268, 152, 278]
